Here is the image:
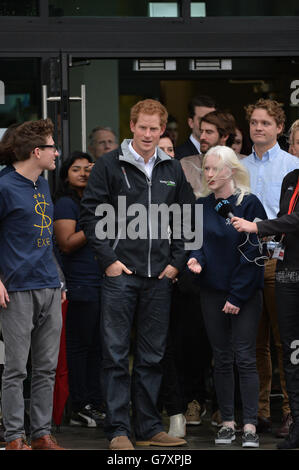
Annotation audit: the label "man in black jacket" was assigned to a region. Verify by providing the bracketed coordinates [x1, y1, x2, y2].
[80, 99, 195, 450]
[175, 95, 216, 160]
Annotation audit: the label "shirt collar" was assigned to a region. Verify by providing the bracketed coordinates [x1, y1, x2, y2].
[129, 140, 157, 163]
[189, 134, 201, 154]
[252, 142, 280, 162]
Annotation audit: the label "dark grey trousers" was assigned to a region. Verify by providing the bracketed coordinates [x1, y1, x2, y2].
[0, 288, 62, 442]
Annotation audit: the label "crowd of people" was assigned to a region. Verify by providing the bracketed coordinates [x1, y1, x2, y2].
[0, 94, 299, 451]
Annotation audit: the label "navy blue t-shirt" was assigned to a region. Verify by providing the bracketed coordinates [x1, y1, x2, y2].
[0, 164, 15, 178]
[0, 171, 60, 292]
[54, 196, 102, 298]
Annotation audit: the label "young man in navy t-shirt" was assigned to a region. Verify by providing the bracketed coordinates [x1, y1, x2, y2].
[0, 118, 65, 450]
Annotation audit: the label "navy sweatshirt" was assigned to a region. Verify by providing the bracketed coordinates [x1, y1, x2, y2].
[0, 171, 60, 292]
[190, 192, 267, 308]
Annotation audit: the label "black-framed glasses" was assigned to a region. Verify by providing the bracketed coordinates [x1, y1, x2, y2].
[38, 144, 58, 151]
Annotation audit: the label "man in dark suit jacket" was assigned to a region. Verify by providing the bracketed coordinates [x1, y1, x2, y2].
[175, 95, 217, 160]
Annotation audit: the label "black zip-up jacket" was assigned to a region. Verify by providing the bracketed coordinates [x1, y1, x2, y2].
[80, 139, 195, 277]
[257, 169, 299, 271]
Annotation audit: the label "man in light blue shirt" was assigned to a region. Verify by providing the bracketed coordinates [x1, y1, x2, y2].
[242, 98, 299, 438]
[242, 139, 299, 219]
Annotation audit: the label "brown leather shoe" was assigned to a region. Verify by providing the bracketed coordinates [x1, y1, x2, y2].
[109, 435, 135, 450]
[136, 431, 187, 447]
[5, 437, 32, 450]
[31, 434, 65, 450]
[276, 413, 293, 438]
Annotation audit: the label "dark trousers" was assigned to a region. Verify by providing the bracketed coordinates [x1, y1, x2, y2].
[276, 280, 299, 422]
[256, 259, 289, 418]
[159, 329, 184, 416]
[200, 287, 262, 425]
[101, 273, 172, 441]
[170, 280, 212, 410]
[66, 299, 102, 412]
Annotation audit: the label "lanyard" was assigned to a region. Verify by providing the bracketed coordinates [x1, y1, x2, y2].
[277, 177, 299, 245]
[288, 177, 299, 215]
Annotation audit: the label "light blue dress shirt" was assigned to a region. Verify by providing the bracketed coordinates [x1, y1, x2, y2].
[242, 143, 299, 219]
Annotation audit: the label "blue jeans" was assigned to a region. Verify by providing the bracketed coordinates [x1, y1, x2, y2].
[100, 273, 172, 440]
[200, 287, 262, 425]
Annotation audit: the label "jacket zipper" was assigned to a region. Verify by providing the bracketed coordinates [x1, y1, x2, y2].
[146, 159, 165, 277]
[121, 166, 131, 189]
[147, 176, 152, 277]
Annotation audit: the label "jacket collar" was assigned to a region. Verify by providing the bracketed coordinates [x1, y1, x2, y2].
[119, 139, 171, 167]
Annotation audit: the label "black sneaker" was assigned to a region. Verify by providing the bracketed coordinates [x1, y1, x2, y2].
[277, 422, 299, 449]
[215, 426, 236, 445]
[0, 420, 5, 445]
[69, 404, 105, 428]
[242, 431, 259, 448]
[89, 405, 106, 425]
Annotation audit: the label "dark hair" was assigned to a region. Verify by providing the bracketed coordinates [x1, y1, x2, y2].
[54, 151, 93, 202]
[0, 118, 54, 165]
[201, 110, 236, 147]
[188, 95, 217, 119]
[159, 130, 175, 147]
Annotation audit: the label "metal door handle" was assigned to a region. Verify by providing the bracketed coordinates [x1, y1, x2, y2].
[42, 84, 86, 151]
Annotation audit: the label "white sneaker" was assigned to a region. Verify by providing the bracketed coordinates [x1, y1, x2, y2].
[168, 413, 186, 438]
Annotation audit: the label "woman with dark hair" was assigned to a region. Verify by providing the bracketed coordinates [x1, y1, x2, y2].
[232, 168, 299, 449]
[54, 151, 105, 428]
[159, 131, 175, 158]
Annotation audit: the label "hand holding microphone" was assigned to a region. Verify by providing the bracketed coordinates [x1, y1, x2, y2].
[231, 217, 258, 233]
[214, 199, 258, 233]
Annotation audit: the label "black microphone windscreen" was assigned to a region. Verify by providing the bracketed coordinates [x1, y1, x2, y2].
[214, 199, 234, 219]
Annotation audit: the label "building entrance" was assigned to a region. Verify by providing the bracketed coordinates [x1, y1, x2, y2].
[1, 55, 299, 178]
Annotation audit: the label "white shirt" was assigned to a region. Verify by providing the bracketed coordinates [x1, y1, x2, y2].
[129, 141, 157, 178]
[190, 134, 201, 155]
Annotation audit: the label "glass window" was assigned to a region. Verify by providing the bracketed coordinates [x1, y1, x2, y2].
[0, 1, 38, 16]
[191, 1, 299, 17]
[49, 0, 180, 17]
[0, 59, 41, 130]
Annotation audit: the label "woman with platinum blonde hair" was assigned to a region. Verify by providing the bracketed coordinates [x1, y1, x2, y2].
[187, 145, 267, 448]
[199, 145, 250, 204]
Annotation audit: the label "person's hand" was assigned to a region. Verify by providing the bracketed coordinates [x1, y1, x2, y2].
[187, 257, 202, 274]
[231, 217, 258, 233]
[61, 290, 67, 304]
[0, 280, 10, 308]
[222, 301, 240, 315]
[158, 264, 179, 281]
[105, 260, 132, 277]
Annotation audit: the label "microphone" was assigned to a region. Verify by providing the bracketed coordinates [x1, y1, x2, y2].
[214, 199, 234, 221]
